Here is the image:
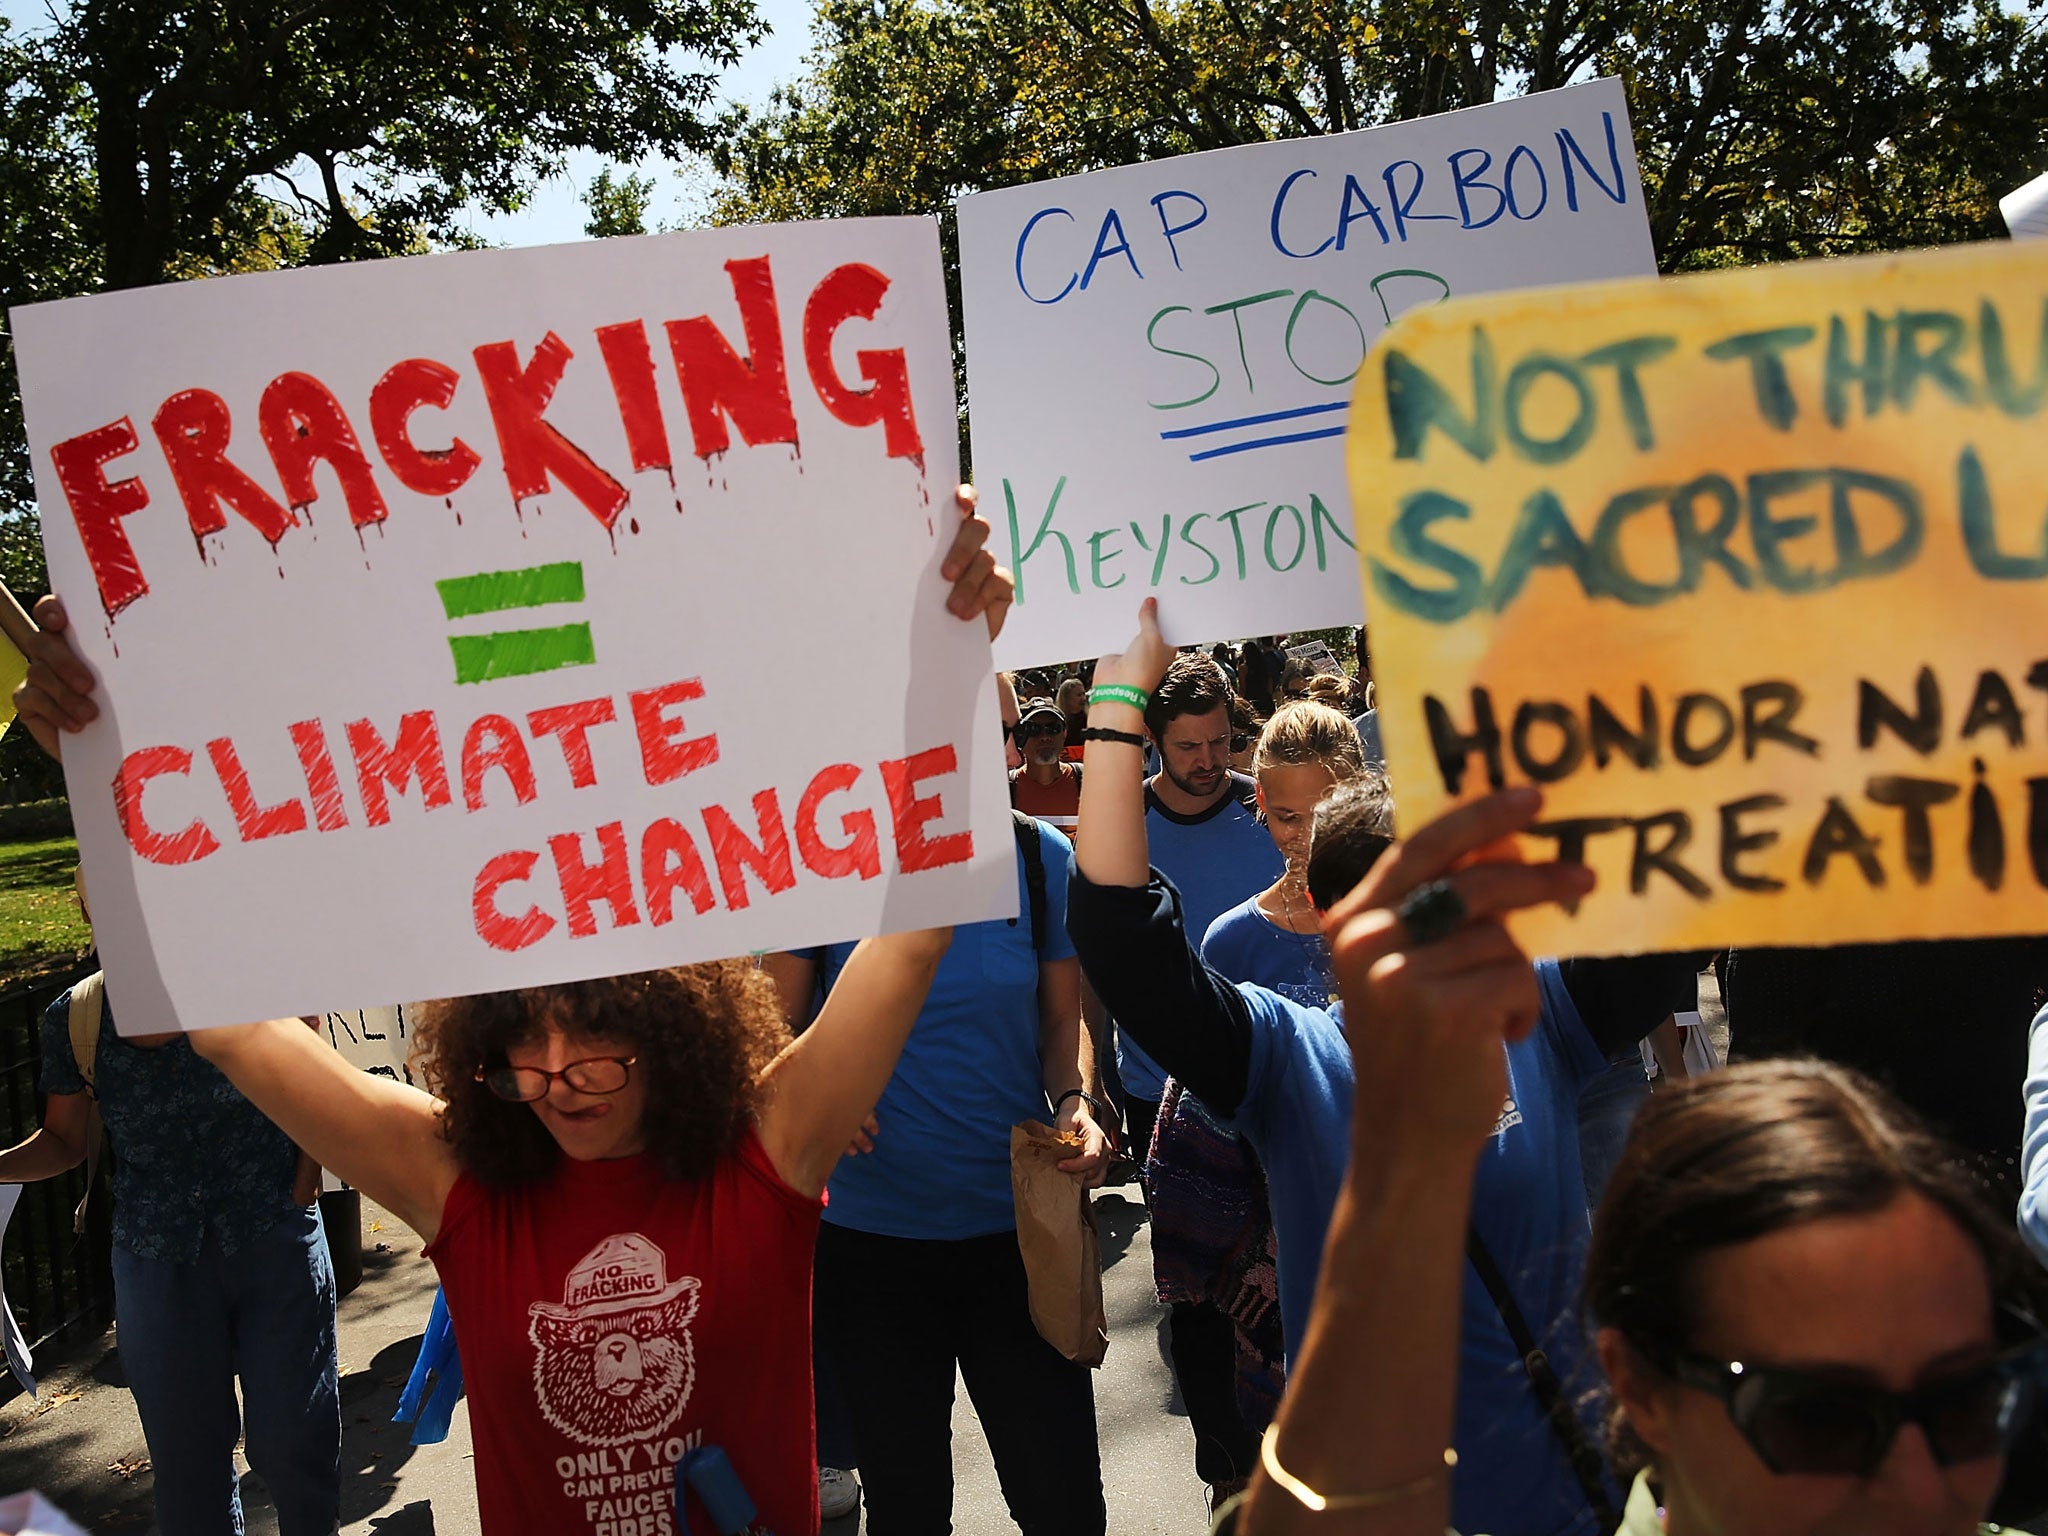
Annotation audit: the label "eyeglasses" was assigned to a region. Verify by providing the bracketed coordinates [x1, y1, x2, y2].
[477, 1054, 637, 1102]
[1011, 719, 1065, 741]
[1642, 1328, 2044, 1478]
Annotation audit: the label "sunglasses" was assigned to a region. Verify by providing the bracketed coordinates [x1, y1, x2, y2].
[477, 1054, 637, 1103]
[1644, 1327, 2044, 1478]
[1010, 719, 1065, 741]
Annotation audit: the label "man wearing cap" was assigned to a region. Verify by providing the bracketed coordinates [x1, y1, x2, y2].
[1010, 697, 1084, 835]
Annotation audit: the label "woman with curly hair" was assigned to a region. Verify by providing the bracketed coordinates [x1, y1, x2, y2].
[20, 494, 1015, 1536]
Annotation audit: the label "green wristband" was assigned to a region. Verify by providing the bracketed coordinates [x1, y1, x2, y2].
[1088, 683, 1150, 713]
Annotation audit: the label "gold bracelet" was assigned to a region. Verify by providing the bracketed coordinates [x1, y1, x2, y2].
[1259, 1423, 1457, 1512]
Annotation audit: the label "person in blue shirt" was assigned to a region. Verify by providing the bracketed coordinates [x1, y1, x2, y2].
[1228, 803, 2046, 1536]
[1068, 599, 1691, 1536]
[1122, 653, 1286, 1146]
[1200, 701, 1376, 1010]
[766, 814, 1113, 1536]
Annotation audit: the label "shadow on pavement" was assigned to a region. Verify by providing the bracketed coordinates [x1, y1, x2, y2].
[364, 1498, 438, 1533]
[336, 1334, 431, 1527]
[0, 1333, 158, 1531]
[1094, 1187, 1147, 1271]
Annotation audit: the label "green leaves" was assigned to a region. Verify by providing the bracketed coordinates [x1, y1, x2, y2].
[0, 0, 770, 587]
[717, 0, 2048, 268]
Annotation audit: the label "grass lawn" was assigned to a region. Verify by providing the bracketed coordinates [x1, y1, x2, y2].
[0, 836, 91, 988]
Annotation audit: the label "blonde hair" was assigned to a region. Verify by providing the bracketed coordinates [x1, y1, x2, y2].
[1306, 673, 1351, 710]
[1253, 700, 1367, 783]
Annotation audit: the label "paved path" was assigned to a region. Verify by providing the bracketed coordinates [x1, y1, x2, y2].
[0, 1179, 1209, 1534]
[0, 964, 1729, 1530]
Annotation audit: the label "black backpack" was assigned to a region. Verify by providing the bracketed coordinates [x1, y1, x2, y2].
[1008, 810, 1049, 955]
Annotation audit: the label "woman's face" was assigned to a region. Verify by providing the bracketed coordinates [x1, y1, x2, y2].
[505, 1024, 650, 1163]
[1604, 1191, 2007, 1536]
[1257, 762, 1337, 872]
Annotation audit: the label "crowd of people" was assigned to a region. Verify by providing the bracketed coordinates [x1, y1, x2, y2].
[4, 491, 2045, 1536]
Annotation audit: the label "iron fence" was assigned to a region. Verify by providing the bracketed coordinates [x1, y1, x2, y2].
[0, 957, 113, 1366]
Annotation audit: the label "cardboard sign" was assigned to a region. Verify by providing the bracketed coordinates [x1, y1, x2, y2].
[1349, 240, 2048, 955]
[959, 78, 1656, 668]
[13, 218, 1013, 1030]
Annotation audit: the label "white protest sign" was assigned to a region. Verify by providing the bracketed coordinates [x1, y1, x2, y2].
[959, 78, 1658, 668]
[1286, 640, 1342, 678]
[325, 1006, 417, 1086]
[14, 218, 1013, 1032]
[2004, 171, 2048, 242]
[0, 1183, 32, 1398]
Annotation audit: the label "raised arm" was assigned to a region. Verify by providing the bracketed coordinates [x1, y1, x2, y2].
[754, 485, 1009, 1196]
[1238, 789, 1594, 1536]
[755, 927, 951, 1197]
[1070, 598, 1172, 892]
[190, 1020, 459, 1242]
[1068, 598, 1256, 1113]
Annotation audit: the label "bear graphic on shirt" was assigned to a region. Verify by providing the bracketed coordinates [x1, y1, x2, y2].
[528, 1233, 700, 1447]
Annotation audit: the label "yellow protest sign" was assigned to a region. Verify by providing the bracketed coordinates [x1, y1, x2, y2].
[1349, 241, 2047, 955]
[0, 633, 23, 737]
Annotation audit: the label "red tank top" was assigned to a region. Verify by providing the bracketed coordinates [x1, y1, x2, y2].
[425, 1130, 823, 1536]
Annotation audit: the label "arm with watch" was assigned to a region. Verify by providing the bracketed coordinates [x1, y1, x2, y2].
[1040, 951, 1112, 1186]
[1067, 605, 1261, 1119]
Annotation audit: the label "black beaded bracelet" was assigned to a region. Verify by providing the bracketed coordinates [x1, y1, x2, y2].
[1053, 1087, 1106, 1119]
[1081, 726, 1146, 748]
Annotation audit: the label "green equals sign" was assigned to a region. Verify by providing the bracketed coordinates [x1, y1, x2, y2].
[435, 561, 596, 685]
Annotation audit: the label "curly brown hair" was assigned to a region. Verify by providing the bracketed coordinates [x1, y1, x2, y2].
[413, 961, 792, 1187]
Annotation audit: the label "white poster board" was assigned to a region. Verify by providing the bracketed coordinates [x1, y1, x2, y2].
[0, 1184, 32, 1397]
[325, 1005, 417, 1086]
[959, 78, 1658, 668]
[1285, 641, 1342, 679]
[13, 219, 1012, 1032]
[2004, 171, 2048, 241]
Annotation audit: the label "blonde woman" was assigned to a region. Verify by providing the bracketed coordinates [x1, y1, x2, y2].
[1201, 702, 1373, 1008]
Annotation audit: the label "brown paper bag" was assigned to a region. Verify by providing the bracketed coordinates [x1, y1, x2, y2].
[1009, 1120, 1108, 1367]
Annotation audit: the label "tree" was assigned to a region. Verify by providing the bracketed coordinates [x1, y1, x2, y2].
[715, 0, 2048, 269]
[0, 0, 765, 599]
[584, 165, 658, 237]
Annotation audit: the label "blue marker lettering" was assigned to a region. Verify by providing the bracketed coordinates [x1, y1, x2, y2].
[1152, 191, 1209, 271]
[1016, 208, 1078, 305]
[1270, 169, 1334, 259]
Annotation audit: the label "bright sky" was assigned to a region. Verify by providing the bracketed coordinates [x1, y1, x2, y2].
[1, 0, 822, 251]
[465, 0, 821, 248]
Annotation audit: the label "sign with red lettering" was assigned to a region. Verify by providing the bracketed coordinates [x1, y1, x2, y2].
[14, 218, 1011, 1030]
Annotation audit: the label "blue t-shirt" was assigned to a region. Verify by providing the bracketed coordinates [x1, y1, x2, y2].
[1121, 775, 1283, 1102]
[39, 988, 304, 1262]
[1201, 897, 1334, 1010]
[1229, 959, 1609, 1536]
[815, 819, 1078, 1240]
